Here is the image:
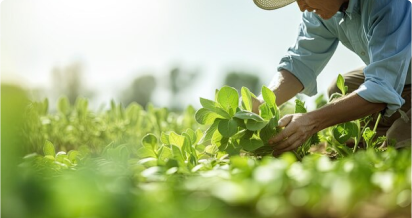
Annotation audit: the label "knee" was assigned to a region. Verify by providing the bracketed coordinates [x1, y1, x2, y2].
[385, 109, 411, 148]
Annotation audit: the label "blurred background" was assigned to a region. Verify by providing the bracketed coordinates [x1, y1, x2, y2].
[1, 0, 364, 111]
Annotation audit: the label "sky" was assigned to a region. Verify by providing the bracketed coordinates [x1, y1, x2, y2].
[1, 0, 364, 109]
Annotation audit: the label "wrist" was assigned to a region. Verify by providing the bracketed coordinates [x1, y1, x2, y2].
[252, 96, 263, 114]
[307, 109, 329, 132]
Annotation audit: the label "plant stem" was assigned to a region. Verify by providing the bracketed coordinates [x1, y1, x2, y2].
[373, 113, 382, 133]
[354, 117, 372, 153]
[368, 112, 382, 149]
[353, 120, 361, 153]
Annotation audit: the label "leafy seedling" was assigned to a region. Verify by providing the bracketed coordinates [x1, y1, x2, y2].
[195, 85, 280, 156]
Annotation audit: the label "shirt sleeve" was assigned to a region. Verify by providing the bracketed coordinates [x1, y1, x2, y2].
[354, 0, 411, 117]
[278, 12, 339, 96]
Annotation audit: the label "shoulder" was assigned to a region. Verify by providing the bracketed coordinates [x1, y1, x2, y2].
[359, 0, 410, 30]
[360, 0, 410, 15]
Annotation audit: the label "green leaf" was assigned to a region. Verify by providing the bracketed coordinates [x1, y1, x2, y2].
[332, 122, 358, 144]
[44, 155, 55, 161]
[245, 119, 268, 131]
[183, 129, 197, 145]
[200, 98, 231, 119]
[195, 129, 203, 144]
[315, 94, 327, 109]
[218, 119, 238, 138]
[253, 146, 274, 156]
[161, 132, 170, 145]
[216, 86, 239, 113]
[171, 145, 185, 167]
[142, 134, 158, 150]
[188, 154, 197, 168]
[211, 130, 229, 150]
[138, 157, 157, 168]
[329, 92, 343, 102]
[200, 97, 220, 109]
[240, 137, 264, 152]
[230, 155, 251, 169]
[157, 146, 172, 165]
[169, 132, 185, 148]
[295, 99, 307, 113]
[231, 129, 247, 140]
[240, 130, 254, 140]
[62, 158, 72, 166]
[336, 74, 348, 95]
[55, 151, 67, 163]
[137, 147, 157, 158]
[362, 127, 375, 142]
[234, 110, 264, 121]
[241, 87, 254, 111]
[195, 108, 224, 125]
[57, 96, 70, 115]
[75, 98, 89, 115]
[310, 133, 321, 145]
[67, 150, 79, 163]
[205, 144, 218, 155]
[259, 118, 278, 143]
[181, 134, 192, 158]
[199, 120, 220, 144]
[233, 117, 246, 129]
[332, 125, 350, 144]
[125, 103, 142, 122]
[43, 140, 55, 156]
[259, 103, 273, 120]
[225, 141, 242, 156]
[261, 86, 277, 109]
[348, 121, 359, 138]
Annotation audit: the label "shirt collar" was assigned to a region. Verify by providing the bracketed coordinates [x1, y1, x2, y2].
[344, 0, 359, 19]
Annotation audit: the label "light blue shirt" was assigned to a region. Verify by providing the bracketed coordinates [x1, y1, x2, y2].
[278, 0, 411, 116]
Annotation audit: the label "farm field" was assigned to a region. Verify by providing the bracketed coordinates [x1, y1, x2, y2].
[2, 83, 411, 218]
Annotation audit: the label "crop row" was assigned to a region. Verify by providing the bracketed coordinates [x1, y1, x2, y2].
[2, 82, 411, 218]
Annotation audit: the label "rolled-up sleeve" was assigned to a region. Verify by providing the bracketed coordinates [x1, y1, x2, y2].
[354, 0, 411, 116]
[278, 12, 339, 96]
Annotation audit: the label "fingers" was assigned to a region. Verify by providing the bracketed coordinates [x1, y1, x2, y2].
[269, 115, 294, 144]
[273, 134, 303, 155]
[273, 133, 300, 151]
[269, 129, 291, 145]
[278, 115, 293, 127]
[268, 113, 315, 155]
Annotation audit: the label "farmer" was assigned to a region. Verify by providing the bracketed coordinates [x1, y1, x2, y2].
[251, 0, 411, 154]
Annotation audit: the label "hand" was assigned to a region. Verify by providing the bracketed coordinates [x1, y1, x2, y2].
[251, 96, 263, 114]
[269, 113, 319, 155]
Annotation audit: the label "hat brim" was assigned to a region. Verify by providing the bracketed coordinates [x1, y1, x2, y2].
[253, 0, 296, 10]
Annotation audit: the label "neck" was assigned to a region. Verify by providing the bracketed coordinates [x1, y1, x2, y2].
[339, 0, 349, 12]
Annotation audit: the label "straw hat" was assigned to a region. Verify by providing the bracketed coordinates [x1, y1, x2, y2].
[253, 0, 296, 10]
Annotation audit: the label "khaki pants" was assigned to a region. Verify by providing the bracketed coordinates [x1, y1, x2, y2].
[327, 67, 411, 148]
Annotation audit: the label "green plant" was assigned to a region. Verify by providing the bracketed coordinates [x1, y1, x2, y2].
[194, 86, 280, 156]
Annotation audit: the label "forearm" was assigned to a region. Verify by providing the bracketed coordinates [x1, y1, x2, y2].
[273, 70, 304, 105]
[253, 70, 303, 113]
[308, 92, 386, 132]
[258, 70, 303, 104]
